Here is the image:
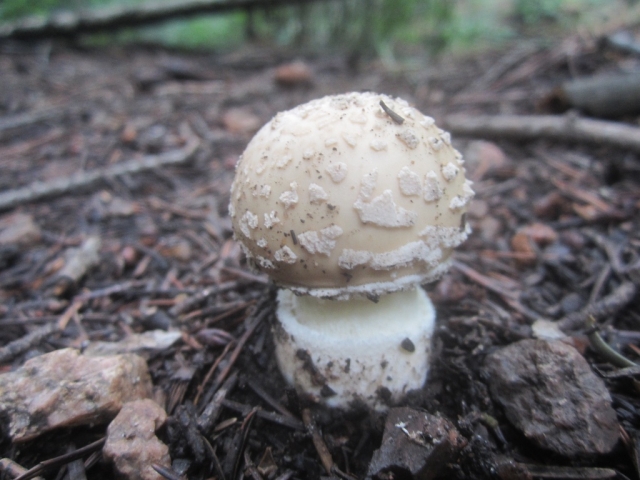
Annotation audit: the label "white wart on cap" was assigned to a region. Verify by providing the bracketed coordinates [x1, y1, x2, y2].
[229, 92, 473, 299]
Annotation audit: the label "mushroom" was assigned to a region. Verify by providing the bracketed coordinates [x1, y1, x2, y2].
[229, 92, 473, 410]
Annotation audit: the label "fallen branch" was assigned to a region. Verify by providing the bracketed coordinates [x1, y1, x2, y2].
[0, 0, 333, 40]
[442, 113, 640, 152]
[558, 282, 637, 333]
[0, 137, 200, 212]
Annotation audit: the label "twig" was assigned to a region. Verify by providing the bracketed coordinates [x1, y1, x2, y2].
[585, 316, 637, 368]
[558, 282, 637, 332]
[442, 113, 640, 152]
[197, 370, 238, 434]
[232, 407, 259, 480]
[210, 309, 269, 391]
[0, 299, 82, 364]
[221, 400, 304, 431]
[0, 137, 200, 211]
[379, 100, 404, 124]
[246, 377, 298, 420]
[14, 438, 105, 480]
[302, 408, 334, 475]
[0, 459, 44, 480]
[194, 342, 235, 407]
[152, 464, 183, 480]
[168, 281, 238, 317]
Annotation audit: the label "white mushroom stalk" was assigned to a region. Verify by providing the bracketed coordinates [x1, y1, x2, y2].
[229, 92, 473, 410]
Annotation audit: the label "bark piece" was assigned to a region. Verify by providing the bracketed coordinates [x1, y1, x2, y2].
[0, 348, 153, 442]
[484, 339, 619, 456]
[368, 407, 466, 480]
[103, 399, 171, 480]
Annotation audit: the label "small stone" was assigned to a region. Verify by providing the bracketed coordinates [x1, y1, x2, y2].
[0, 213, 41, 246]
[222, 108, 261, 135]
[103, 399, 171, 480]
[484, 339, 619, 456]
[368, 407, 466, 479]
[274, 61, 313, 86]
[0, 348, 153, 442]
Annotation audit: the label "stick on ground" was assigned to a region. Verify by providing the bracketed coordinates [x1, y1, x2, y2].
[443, 113, 640, 152]
[0, 137, 200, 212]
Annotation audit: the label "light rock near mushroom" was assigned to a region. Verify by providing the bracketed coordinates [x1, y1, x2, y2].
[229, 92, 473, 410]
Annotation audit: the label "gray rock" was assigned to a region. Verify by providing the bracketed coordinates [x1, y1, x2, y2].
[484, 339, 619, 456]
[103, 399, 171, 480]
[0, 348, 153, 442]
[368, 407, 466, 480]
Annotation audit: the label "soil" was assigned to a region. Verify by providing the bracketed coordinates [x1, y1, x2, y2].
[0, 32, 639, 480]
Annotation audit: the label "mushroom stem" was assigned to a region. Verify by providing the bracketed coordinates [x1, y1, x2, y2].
[273, 288, 435, 410]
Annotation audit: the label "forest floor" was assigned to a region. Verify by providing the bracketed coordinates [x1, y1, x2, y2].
[0, 29, 640, 480]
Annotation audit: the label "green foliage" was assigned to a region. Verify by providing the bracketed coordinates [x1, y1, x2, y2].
[0, 0, 630, 56]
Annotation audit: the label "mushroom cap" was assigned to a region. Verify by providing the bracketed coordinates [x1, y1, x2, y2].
[229, 92, 473, 299]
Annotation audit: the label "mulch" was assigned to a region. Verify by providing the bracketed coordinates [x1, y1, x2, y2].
[0, 30, 639, 479]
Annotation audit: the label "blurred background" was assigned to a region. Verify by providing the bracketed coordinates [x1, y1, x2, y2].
[1, 0, 637, 61]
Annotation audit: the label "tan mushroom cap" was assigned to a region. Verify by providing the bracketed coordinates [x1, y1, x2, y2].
[229, 92, 473, 299]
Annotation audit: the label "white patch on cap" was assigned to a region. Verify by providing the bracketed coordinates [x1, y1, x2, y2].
[274, 246, 297, 264]
[256, 255, 275, 269]
[228, 202, 236, 218]
[256, 155, 269, 174]
[338, 249, 372, 269]
[370, 139, 388, 151]
[419, 225, 470, 249]
[401, 107, 415, 119]
[326, 163, 348, 183]
[358, 170, 378, 201]
[420, 116, 435, 128]
[354, 190, 417, 228]
[342, 133, 358, 147]
[350, 113, 367, 124]
[370, 241, 442, 271]
[239, 211, 258, 238]
[423, 171, 443, 202]
[396, 129, 420, 149]
[279, 182, 299, 209]
[297, 225, 343, 256]
[463, 179, 475, 197]
[325, 137, 338, 147]
[276, 154, 293, 169]
[289, 123, 311, 137]
[441, 162, 459, 182]
[264, 211, 280, 228]
[302, 149, 315, 160]
[309, 183, 329, 204]
[257, 238, 268, 248]
[397, 167, 421, 196]
[429, 136, 444, 151]
[449, 195, 471, 211]
[339, 241, 443, 271]
[252, 184, 271, 198]
[441, 131, 451, 145]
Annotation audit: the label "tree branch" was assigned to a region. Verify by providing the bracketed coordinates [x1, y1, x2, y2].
[0, 0, 334, 40]
[442, 113, 640, 153]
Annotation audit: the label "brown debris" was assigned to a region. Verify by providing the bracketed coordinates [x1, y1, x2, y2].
[368, 407, 466, 480]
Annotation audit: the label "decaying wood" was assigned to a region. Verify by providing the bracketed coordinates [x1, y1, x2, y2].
[443, 113, 640, 152]
[554, 72, 640, 117]
[0, 137, 200, 211]
[0, 0, 334, 40]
